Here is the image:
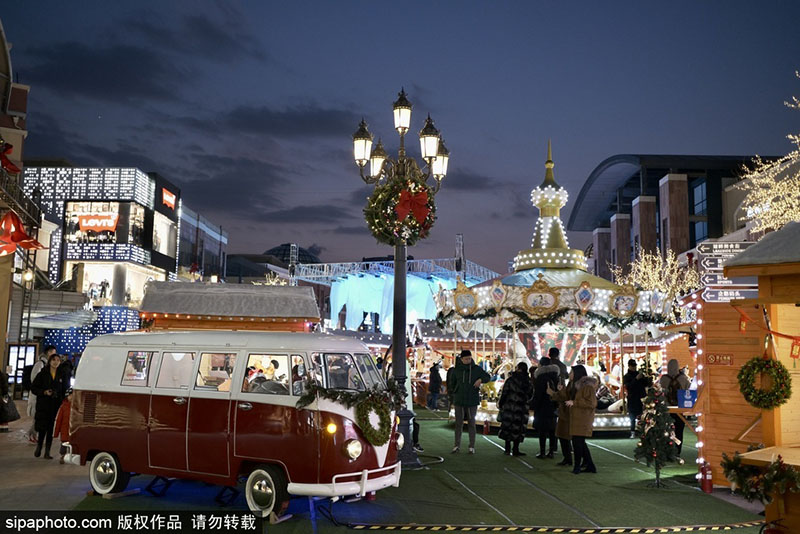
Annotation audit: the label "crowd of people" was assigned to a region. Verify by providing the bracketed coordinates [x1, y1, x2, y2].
[427, 348, 691, 475]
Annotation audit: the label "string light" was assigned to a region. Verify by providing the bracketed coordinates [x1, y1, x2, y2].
[738, 72, 800, 233]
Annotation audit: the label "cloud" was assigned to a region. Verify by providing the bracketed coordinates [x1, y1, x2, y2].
[306, 243, 326, 258]
[221, 105, 360, 139]
[442, 168, 498, 191]
[126, 11, 267, 63]
[21, 42, 188, 103]
[348, 186, 374, 206]
[177, 153, 287, 214]
[326, 225, 369, 235]
[258, 204, 356, 224]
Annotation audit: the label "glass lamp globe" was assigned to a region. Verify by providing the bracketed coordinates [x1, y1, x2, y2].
[393, 89, 412, 134]
[418, 115, 440, 160]
[352, 119, 373, 167]
[370, 139, 387, 178]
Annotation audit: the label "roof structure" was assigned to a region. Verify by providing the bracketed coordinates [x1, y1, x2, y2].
[264, 243, 322, 264]
[725, 222, 800, 269]
[295, 257, 499, 287]
[140, 281, 320, 319]
[567, 154, 772, 232]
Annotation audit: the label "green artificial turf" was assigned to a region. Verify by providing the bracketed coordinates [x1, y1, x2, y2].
[72, 415, 765, 534]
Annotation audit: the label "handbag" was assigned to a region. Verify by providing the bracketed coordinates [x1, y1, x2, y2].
[0, 395, 20, 423]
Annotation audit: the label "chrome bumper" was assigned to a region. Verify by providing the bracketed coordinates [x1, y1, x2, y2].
[287, 462, 401, 498]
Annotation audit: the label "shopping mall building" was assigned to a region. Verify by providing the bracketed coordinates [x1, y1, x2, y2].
[20, 164, 227, 352]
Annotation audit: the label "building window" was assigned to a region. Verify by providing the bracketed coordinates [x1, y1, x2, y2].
[692, 221, 708, 245]
[691, 179, 707, 216]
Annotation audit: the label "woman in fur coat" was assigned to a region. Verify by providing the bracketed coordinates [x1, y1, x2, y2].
[498, 361, 533, 456]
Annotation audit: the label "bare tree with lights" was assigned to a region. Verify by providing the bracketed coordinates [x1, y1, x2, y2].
[738, 71, 800, 233]
[610, 247, 700, 303]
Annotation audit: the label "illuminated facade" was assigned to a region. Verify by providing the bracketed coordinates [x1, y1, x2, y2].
[22, 166, 181, 307]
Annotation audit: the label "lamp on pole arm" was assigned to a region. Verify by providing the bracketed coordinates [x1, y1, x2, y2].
[351, 89, 450, 468]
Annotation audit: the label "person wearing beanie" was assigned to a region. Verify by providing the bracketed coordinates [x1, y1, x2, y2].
[565, 365, 599, 474]
[532, 356, 560, 459]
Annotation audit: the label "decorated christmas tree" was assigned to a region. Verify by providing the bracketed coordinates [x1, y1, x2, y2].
[633, 382, 681, 487]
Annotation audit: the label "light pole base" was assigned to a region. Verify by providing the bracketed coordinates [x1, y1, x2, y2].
[396, 407, 423, 469]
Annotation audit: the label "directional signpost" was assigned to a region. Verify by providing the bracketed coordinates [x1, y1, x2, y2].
[697, 241, 756, 302]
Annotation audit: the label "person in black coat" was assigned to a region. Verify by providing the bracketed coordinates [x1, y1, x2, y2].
[498, 361, 533, 456]
[31, 354, 67, 459]
[427, 361, 443, 410]
[532, 356, 560, 458]
[623, 359, 650, 438]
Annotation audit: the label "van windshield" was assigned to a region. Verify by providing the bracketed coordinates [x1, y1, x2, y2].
[317, 353, 384, 391]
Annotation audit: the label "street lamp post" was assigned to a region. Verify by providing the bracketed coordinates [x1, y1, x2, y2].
[353, 89, 449, 467]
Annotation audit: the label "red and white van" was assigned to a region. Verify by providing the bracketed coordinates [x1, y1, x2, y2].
[68, 330, 402, 517]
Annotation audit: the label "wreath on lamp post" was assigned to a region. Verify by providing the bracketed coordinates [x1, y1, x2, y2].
[737, 356, 792, 410]
[364, 178, 436, 246]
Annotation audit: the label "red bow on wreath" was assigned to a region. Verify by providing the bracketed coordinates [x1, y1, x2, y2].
[0, 211, 47, 256]
[0, 143, 21, 174]
[394, 189, 430, 224]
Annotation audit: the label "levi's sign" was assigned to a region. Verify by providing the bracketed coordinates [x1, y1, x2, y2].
[696, 241, 754, 256]
[162, 188, 176, 209]
[78, 214, 119, 233]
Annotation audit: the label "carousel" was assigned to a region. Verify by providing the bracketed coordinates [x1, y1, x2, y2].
[435, 143, 672, 430]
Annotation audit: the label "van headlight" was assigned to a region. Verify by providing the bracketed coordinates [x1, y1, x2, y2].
[395, 432, 404, 451]
[344, 439, 363, 460]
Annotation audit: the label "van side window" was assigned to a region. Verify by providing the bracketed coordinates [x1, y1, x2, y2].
[156, 352, 195, 389]
[243, 354, 290, 395]
[291, 354, 307, 396]
[122, 351, 154, 387]
[195, 353, 237, 391]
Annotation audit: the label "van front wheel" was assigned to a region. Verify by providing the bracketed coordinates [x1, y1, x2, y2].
[89, 452, 130, 495]
[245, 466, 288, 518]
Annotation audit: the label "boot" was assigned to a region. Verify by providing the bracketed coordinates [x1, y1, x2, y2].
[34, 443, 42, 458]
[512, 442, 526, 457]
[504, 441, 511, 456]
[557, 455, 572, 466]
[43, 445, 53, 460]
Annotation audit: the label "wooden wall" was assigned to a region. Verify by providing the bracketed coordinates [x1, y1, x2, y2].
[697, 301, 764, 485]
[664, 335, 691, 372]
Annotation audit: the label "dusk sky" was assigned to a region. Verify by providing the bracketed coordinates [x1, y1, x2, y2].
[3, 2, 800, 273]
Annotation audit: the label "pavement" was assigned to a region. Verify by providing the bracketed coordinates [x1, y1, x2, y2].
[0, 412, 89, 511]
[0, 408, 766, 534]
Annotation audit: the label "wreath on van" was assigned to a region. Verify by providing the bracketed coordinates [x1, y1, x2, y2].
[355, 397, 392, 446]
[737, 356, 792, 410]
[295, 379, 404, 447]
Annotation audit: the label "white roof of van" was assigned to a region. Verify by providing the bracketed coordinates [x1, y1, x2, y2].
[140, 282, 320, 319]
[86, 330, 369, 352]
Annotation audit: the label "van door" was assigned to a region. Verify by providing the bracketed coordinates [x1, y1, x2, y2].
[149, 351, 195, 471]
[234, 353, 318, 483]
[187, 351, 238, 477]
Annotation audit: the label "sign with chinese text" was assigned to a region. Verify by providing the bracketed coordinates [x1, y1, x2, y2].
[701, 288, 759, 303]
[696, 241, 754, 256]
[706, 353, 733, 366]
[700, 273, 758, 287]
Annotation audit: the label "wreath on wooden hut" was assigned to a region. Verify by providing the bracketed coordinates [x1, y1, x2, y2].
[737, 356, 792, 410]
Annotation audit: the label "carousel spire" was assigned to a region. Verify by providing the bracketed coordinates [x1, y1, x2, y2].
[512, 141, 588, 272]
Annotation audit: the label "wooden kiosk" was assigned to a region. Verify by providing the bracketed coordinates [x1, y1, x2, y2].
[139, 281, 320, 331]
[720, 222, 800, 529]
